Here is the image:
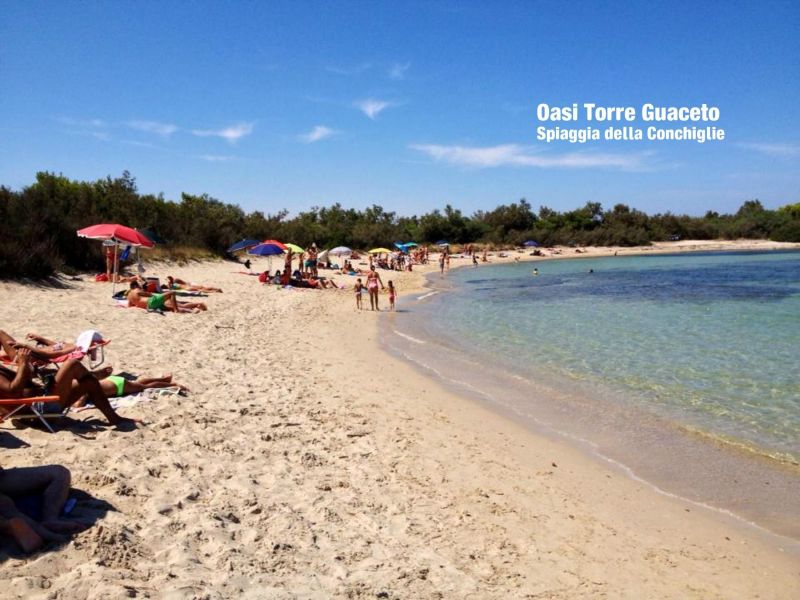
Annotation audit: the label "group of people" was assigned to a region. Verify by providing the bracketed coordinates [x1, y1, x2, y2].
[115, 274, 224, 313]
[0, 329, 187, 553]
[353, 267, 395, 311]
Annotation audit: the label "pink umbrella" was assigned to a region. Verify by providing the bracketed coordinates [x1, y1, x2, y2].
[77, 223, 155, 294]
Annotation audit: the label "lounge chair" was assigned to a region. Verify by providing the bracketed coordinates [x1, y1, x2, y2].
[0, 396, 64, 433]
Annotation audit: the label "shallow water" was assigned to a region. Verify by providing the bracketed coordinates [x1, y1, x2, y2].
[383, 251, 800, 540]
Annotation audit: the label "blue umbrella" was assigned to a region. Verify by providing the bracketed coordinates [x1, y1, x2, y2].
[404, 242, 419, 247]
[394, 242, 407, 250]
[248, 242, 286, 256]
[523, 240, 540, 247]
[436, 240, 449, 246]
[228, 239, 261, 253]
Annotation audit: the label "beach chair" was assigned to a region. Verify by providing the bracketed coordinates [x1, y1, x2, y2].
[0, 396, 64, 433]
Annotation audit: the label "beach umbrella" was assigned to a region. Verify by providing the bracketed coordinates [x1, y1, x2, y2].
[523, 240, 540, 247]
[77, 223, 154, 248]
[404, 242, 419, 247]
[284, 243, 305, 254]
[227, 238, 261, 253]
[248, 242, 286, 256]
[436, 240, 449, 247]
[317, 249, 330, 262]
[329, 246, 352, 256]
[368, 248, 393, 254]
[77, 223, 155, 295]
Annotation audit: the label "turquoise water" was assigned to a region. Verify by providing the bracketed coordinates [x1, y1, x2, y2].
[407, 251, 800, 463]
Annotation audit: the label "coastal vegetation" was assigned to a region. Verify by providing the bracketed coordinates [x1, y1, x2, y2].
[1, 171, 799, 278]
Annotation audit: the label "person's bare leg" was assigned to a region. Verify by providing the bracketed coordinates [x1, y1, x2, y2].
[56, 359, 135, 427]
[0, 465, 77, 533]
[0, 330, 19, 360]
[0, 488, 68, 544]
[165, 291, 180, 312]
[2, 516, 44, 552]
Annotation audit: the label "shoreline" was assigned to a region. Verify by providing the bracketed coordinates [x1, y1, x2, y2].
[389, 245, 800, 542]
[1, 240, 798, 597]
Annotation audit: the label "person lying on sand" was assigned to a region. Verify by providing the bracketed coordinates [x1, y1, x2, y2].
[80, 369, 188, 400]
[0, 330, 79, 362]
[165, 276, 222, 293]
[128, 281, 207, 313]
[0, 464, 88, 553]
[0, 349, 138, 428]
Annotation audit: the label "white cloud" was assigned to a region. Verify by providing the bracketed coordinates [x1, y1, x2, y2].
[409, 143, 649, 170]
[737, 142, 800, 157]
[127, 120, 178, 137]
[192, 122, 255, 143]
[355, 98, 392, 120]
[197, 154, 236, 162]
[298, 125, 338, 143]
[389, 62, 410, 80]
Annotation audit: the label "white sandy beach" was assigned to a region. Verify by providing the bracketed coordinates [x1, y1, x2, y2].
[1, 240, 799, 599]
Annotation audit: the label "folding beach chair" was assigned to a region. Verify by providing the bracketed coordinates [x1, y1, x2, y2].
[0, 396, 64, 433]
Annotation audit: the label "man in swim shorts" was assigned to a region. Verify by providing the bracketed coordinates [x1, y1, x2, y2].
[97, 372, 188, 397]
[128, 281, 207, 313]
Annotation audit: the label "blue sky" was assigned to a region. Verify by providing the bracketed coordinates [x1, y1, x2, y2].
[1, 0, 798, 217]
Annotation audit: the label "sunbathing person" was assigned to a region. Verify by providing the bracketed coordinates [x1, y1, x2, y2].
[0, 348, 137, 428]
[94, 372, 188, 398]
[0, 464, 87, 552]
[128, 281, 207, 313]
[0, 330, 78, 362]
[166, 276, 222, 293]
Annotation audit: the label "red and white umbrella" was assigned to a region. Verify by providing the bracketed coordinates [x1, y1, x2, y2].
[77, 223, 155, 294]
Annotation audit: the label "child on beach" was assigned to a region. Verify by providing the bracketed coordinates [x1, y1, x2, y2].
[354, 278, 364, 310]
[387, 281, 396, 311]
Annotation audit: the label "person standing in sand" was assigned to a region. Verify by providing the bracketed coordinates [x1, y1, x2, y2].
[387, 280, 396, 311]
[365, 267, 384, 311]
[354, 278, 364, 310]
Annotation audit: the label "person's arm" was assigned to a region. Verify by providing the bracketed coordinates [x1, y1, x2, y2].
[0, 350, 32, 394]
[27, 344, 77, 360]
[27, 333, 57, 345]
[378, 274, 385, 289]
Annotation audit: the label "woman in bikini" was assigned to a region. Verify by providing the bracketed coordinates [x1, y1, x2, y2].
[365, 266, 384, 311]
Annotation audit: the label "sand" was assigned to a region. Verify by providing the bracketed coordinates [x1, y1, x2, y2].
[1, 240, 798, 599]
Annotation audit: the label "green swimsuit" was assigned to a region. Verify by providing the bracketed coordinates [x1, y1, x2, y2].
[106, 375, 126, 397]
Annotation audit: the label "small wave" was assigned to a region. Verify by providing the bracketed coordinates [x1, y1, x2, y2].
[416, 290, 440, 301]
[393, 330, 426, 345]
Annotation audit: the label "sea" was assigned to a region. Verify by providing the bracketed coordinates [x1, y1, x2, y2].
[382, 250, 800, 542]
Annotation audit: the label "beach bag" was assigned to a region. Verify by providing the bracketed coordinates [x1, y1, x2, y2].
[95, 273, 109, 282]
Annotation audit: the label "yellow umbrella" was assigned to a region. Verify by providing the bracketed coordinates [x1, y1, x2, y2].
[284, 243, 305, 254]
[368, 247, 393, 254]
